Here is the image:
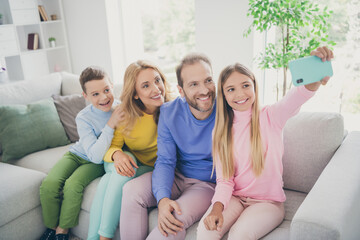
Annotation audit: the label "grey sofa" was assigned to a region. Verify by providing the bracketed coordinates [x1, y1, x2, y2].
[0, 72, 359, 240]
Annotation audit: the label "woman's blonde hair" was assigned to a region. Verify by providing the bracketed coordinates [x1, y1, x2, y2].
[212, 63, 264, 179]
[120, 60, 172, 134]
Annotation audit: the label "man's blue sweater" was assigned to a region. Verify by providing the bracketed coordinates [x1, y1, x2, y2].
[152, 97, 216, 203]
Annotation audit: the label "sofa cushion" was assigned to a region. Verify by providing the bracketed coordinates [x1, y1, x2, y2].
[52, 94, 87, 142]
[0, 163, 46, 227]
[81, 177, 101, 212]
[0, 73, 62, 105]
[147, 189, 306, 239]
[0, 98, 70, 162]
[282, 112, 344, 193]
[7, 144, 73, 174]
[59, 71, 123, 99]
[60, 72, 82, 96]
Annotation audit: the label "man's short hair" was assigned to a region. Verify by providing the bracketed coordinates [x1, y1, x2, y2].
[79, 66, 110, 93]
[176, 53, 212, 87]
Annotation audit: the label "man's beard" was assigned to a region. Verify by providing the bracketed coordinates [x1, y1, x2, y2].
[183, 90, 215, 113]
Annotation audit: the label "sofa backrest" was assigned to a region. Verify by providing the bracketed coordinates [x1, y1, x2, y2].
[282, 112, 344, 193]
[60, 72, 82, 96]
[0, 72, 62, 105]
[60, 72, 122, 99]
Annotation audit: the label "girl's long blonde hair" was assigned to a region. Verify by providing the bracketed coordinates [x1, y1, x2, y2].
[120, 60, 171, 134]
[212, 63, 264, 179]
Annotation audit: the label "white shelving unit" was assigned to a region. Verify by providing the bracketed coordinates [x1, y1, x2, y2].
[0, 0, 71, 82]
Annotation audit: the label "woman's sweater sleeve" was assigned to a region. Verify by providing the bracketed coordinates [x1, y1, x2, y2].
[103, 128, 125, 162]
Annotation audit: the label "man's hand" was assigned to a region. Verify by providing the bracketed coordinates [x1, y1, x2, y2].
[306, 46, 334, 91]
[107, 105, 125, 129]
[157, 198, 184, 237]
[112, 151, 138, 177]
[203, 202, 224, 232]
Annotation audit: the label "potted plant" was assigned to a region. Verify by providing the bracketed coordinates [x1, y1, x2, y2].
[48, 37, 56, 48]
[245, 0, 335, 98]
[0, 13, 3, 25]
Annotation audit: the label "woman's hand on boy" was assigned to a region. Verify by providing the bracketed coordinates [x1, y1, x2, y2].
[306, 46, 334, 91]
[107, 105, 125, 129]
[204, 201, 224, 232]
[112, 150, 138, 177]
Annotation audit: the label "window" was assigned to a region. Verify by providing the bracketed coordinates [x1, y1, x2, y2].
[261, 0, 360, 131]
[139, 0, 195, 85]
[302, 0, 360, 131]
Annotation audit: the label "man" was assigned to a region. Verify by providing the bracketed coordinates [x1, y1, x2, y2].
[120, 53, 217, 240]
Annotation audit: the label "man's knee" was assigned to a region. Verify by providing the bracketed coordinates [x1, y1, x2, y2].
[122, 173, 153, 207]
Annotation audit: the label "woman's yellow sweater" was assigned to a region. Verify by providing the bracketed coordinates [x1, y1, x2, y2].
[103, 113, 157, 167]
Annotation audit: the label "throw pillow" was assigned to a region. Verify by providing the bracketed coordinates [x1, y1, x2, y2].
[52, 94, 87, 142]
[0, 98, 70, 162]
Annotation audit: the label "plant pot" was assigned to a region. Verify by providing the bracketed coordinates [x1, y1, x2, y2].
[50, 40, 56, 48]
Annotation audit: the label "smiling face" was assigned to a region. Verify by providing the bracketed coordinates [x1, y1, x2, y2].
[134, 68, 165, 114]
[178, 61, 216, 120]
[83, 77, 114, 112]
[223, 71, 255, 112]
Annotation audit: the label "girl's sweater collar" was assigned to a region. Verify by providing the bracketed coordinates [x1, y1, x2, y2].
[233, 108, 252, 123]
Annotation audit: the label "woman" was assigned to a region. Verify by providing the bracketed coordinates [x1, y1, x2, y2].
[87, 60, 172, 240]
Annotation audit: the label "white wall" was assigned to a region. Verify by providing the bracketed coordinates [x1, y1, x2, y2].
[62, 0, 125, 82]
[62, 0, 144, 83]
[61, 0, 259, 86]
[195, 0, 255, 80]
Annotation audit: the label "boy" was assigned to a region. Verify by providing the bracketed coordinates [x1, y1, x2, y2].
[39, 67, 123, 240]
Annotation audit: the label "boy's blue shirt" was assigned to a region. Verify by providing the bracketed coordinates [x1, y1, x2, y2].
[152, 97, 216, 203]
[70, 101, 119, 164]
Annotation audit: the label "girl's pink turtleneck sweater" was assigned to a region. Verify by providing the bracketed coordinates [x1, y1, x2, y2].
[212, 85, 315, 209]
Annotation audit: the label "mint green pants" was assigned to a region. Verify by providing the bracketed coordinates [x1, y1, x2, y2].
[40, 151, 105, 229]
[87, 151, 153, 239]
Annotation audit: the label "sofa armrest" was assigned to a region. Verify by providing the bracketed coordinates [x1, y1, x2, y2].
[290, 131, 360, 240]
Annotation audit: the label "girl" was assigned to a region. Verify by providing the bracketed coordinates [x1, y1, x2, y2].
[87, 60, 172, 240]
[197, 47, 333, 240]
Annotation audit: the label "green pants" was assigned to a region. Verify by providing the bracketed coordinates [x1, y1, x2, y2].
[40, 151, 105, 229]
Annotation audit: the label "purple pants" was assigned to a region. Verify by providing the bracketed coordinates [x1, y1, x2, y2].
[120, 171, 215, 240]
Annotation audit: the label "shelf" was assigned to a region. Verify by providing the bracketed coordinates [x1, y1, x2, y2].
[45, 45, 65, 51]
[40, 20, 62, 25]
[1, 0, 71, 81]
[16, 24, 42, 52]
[20, 49, 44, 54]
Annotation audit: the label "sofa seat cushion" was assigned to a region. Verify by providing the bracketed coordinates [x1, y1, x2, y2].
[147, 189, 306, 239]
[81, 178, 101, 212]
[283, 112, 344, 193]
[283, 190, 307, 221]
[0, 163, 46, 227]
[7, 144, 74, 174]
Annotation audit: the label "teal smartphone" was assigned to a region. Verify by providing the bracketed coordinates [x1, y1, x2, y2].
[289, 56, 333, 86]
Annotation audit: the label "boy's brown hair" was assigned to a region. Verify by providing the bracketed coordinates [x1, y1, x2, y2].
[79, 66, 110, 93]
